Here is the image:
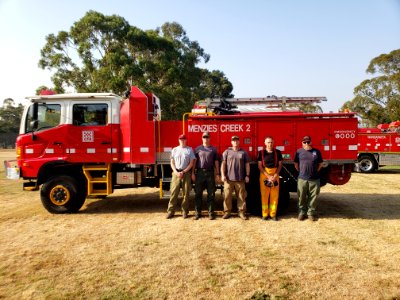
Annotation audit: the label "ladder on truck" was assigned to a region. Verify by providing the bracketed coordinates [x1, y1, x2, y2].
[83, 163, 112, 196]
[192, 96, 327, 114]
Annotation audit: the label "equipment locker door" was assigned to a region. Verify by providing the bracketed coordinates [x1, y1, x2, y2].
[296, 120, 331, 159]
[330, 119, 358, 160]
[255, 121, 295, 160]
[216, 120, 254, 157]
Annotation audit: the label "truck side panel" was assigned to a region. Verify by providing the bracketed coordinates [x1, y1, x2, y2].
[120, 87, 156, 164]
[255, 120, 295, 159]
[358, 129, 400, 169]
[156, 121, 183, 163]
[330, 118, 358, 160]
[183, 114, 358, 162]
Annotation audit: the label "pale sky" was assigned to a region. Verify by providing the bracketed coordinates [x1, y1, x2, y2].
[0, 0, 399, 113]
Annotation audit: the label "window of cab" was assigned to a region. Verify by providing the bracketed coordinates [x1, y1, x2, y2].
[73, 104, 108, 126]
[25, 103, 61, 133]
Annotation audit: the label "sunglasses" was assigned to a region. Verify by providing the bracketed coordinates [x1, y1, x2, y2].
[302, 141, 311, 144]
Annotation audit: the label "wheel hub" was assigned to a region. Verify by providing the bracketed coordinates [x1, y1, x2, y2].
[49, 185, 70, 206]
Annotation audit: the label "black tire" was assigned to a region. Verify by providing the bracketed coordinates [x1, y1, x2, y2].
[358, 155, 377, 173]
[40, 175, 86, 213]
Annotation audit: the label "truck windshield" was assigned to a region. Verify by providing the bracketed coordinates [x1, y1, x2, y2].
[25, 103, 61, 133]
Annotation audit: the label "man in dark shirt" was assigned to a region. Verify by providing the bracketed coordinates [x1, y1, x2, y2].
[294, 135, 323, 221]
[257, 136, 283, 221]
[221, 135, 252, 220]
[192, 131, 220, 220]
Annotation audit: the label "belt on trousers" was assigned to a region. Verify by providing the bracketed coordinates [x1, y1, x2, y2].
[197, 168, 214, 172]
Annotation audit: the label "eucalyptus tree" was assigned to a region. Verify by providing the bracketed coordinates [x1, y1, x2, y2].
[342, 49, 400, 126]
[39, 11, 233, 119]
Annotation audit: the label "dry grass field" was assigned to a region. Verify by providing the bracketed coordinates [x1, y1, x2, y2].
[1, 149, 400, 299]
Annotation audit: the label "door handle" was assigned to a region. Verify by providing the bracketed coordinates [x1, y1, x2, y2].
[101, 141, 111, 145]
[53, 141, 62, 145]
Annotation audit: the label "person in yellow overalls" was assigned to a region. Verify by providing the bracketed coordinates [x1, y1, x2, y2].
[257, 137, 283, 221]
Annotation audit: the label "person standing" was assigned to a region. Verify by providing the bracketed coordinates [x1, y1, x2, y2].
[294, 135, 323, 221]
[166, 134, 196, 219]
[257, 136, 283, 221]
[192, 131, 220, 220]
[221, 135, 251, 220]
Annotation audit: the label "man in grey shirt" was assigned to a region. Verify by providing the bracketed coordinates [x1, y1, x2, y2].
[221, 135, 251, 220]
[166, 134, 196, 219]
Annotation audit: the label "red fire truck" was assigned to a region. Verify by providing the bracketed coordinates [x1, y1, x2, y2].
[5, 86, 358, 214]
[357, 121, 400, 172]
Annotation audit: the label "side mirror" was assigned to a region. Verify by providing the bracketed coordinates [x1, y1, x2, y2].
[30, 120, 38, 140]
[30, 120, 39, 130]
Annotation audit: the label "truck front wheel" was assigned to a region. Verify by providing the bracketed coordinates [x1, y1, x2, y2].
[358, 155, 377, 173]
[40, 175, 86, 213]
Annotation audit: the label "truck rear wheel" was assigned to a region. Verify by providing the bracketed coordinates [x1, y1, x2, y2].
[40, 175, 86, 213]
[358, 155, 377, 173]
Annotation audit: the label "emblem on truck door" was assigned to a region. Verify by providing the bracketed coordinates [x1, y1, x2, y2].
[82, 131, 94, 142]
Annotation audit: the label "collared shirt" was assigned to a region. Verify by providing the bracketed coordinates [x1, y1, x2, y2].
[171, 146, 195, 170]
[195, 145, 219, 169]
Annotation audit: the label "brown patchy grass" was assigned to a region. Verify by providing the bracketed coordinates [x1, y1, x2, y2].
[1, 149, 400, 299]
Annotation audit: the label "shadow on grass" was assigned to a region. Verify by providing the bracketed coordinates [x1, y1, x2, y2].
[305, 193, 400, 220]
[80, 189, 227, 215]
[374, 168, 400, 174]
[80, 191, 166, 214]
[80, 189, 400, 220]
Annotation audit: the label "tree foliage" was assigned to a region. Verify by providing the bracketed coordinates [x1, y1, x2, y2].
[0, 98, 24, 133]
[39, 11, 233, 119]
[288, 103, 322, 113]
[341, 49, 400, 127]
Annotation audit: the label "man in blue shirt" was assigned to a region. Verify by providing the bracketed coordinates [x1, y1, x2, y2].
[294, 135, 323, 221]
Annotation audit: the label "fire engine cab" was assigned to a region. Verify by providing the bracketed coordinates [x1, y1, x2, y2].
[6, 86, 358, 214]
[357, 121, 400, 172]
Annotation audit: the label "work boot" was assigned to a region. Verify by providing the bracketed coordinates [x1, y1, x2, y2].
[182, 211, 189, 219]
[309, 215, 318, 222]
[238, 212, 248, 220]
[271, 216, 279, 221]
[166, 212, 174, 219]
[261, 216, 269, 221]
[298, 214, 307, 221]
[194, 214, 201, 220]
[208, 213, 216, 220]
[222, 213, 231, 219]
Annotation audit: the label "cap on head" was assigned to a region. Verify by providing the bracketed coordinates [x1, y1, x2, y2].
[202, 131, 210, 138]
[231, 135, 240, 141]
[302, 135, 311, 142]
[179, 134, 187, 140]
